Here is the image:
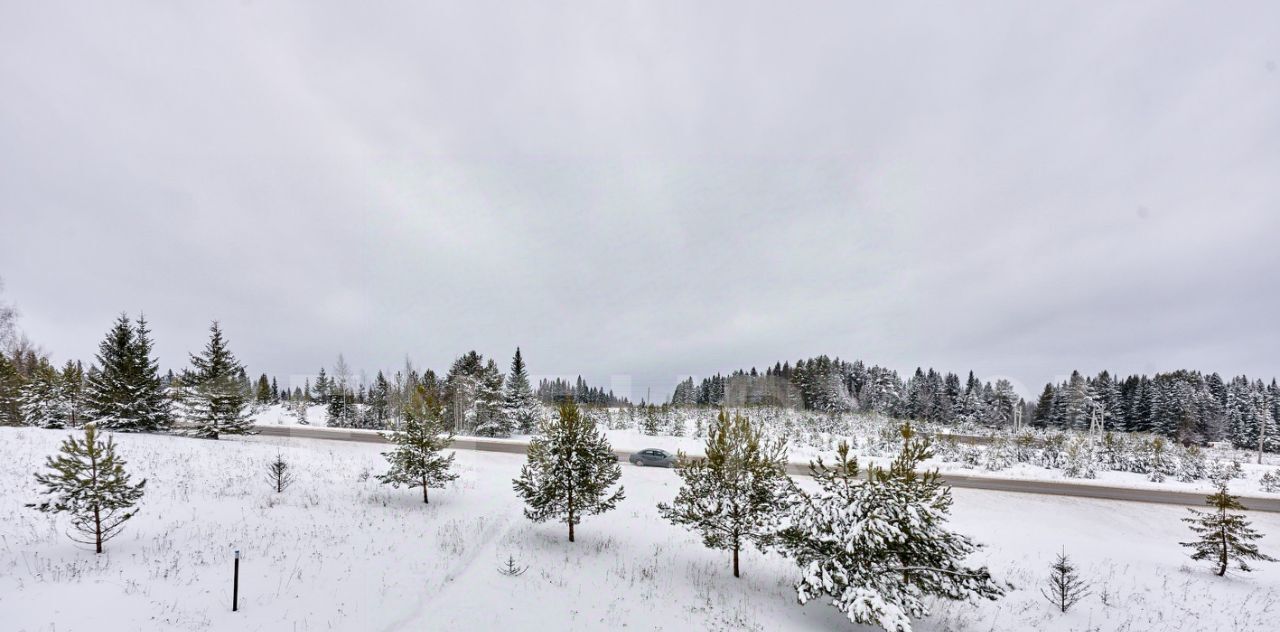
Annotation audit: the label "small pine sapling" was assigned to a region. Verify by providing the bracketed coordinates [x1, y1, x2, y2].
[1260, 470, 1280, 494]
[1181, 480, 1276, 576]
[27, 424, 147, 553]
[497, 555, 528, 577]
[1040, 548, 1090, 612]
[266, 452, 295, 493]
[378, 388, 458, 504]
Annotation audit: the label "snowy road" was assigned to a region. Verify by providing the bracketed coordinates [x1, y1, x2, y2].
[251, 424, 1280, 512]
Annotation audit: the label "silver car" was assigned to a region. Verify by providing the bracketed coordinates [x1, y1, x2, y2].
[629, 448, 676, 467]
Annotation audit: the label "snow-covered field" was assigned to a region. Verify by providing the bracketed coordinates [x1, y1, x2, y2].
[5, 426, 1280, 631]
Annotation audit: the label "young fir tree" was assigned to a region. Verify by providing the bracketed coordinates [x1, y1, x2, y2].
[255, 374, 271, 405]
[659, 409, 791, 578]
[85, 314, 170, 432]
[503, 348, 541, 434]
[27, 423, 146, 553]
[19, 359, 65, 428]
[378, 388, 458, 503]
[1181, 480, 1276, 576]
[0, 353, 23, 426]
[183, 322, 252, 439]
[778, 425, 1003, 632]
[512, 397, 623, 541]
[266, 452, 295, 493]
[1041, 549, 1090, 613]
[473, 359, 509, 436]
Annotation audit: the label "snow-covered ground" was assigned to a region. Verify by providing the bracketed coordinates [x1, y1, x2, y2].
[253, 404, 1280, 498]
[4, 426, 1280, 631]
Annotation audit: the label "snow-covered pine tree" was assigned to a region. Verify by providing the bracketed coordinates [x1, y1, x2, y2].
[778, 424, 1003, 631]
[325, 355, 357, 428]
[27, 423, 147, 553]
[1181, 480, 1276, 576]
[363, 370, 390, 430]
[640, 404, 662, 435]
[378, 388, 458, 503]
[503, 348, 540, 434]
[473, 359, 508, 436]
[130, 315, 172, 431]
[512, 397, 623, 541]
[85, 314, 170, 432]
[659, 409, 790, 578]
[1041, 549, 1089, 613]
[0, 353, 22, 426]
[255, 374, 271, 405]
[19, 359, 66, 428]
[183, 322, 252, 439]
[314, 368, 329, 404]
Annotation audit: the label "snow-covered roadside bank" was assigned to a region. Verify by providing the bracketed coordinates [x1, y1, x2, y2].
[254, 404, 1280, 499]
[4, 426, 1280, 631]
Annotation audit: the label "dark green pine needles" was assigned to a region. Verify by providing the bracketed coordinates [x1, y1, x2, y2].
[659, 409, 791, 578]
[513, 397, 623, 542]
[28, 423, 146, 553]
[1182, 480, 1276, 576]
[378, 388, 458, 503]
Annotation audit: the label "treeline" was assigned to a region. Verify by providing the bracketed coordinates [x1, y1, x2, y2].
[673, 355, 1280, 451]
[671, 356, 1019, 424]
[1034, 370, 1278, 451]
[535, 376, 627, 407]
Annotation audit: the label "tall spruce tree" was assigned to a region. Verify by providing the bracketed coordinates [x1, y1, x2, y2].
[85, 314, 169, 432]
[183, 321, 252, 439]
[513, 397, 624, 541]
[473, 359, 508, 436]
[378, 388, 458, 503]
[659, 409, 791, 577]
[503, 348, 541, 434]
[27, 423, 147, 553]
[1181, 480, 1275, 576]
[778, 424, 1003, 631]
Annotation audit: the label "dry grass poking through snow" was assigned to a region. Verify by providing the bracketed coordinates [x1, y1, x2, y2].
[3, 427, 1279, 631]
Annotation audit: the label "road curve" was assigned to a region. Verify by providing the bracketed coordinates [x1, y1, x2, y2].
[251, 424, 1280, 513]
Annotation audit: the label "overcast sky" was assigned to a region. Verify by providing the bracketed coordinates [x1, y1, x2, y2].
[1, 1, 1278, 400]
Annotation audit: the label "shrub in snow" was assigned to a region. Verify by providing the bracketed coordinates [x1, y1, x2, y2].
[1038, 433, 1067, 469]
[379, 388, 458, 504]
[960, 446, 982, 469]
[513, 397, 623, 542]
[27, 423, 146, 554]
[933, 436, 961, 463]
[982, 438, 1013, 472]
[1012, 432, 1037, 464]
[659, 409, 790, 578]
[1181, 480, 1276, 576]
[1259, 470, 1280, 494]
[1176, 445, 1207, 483]
[1062, 438, 1097, 479]
[1041, 549, 1090, 613]
[1207, 460, 1246, 487]
[778, 425, 1003, 632]
[1137, 437, 1175, 483]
